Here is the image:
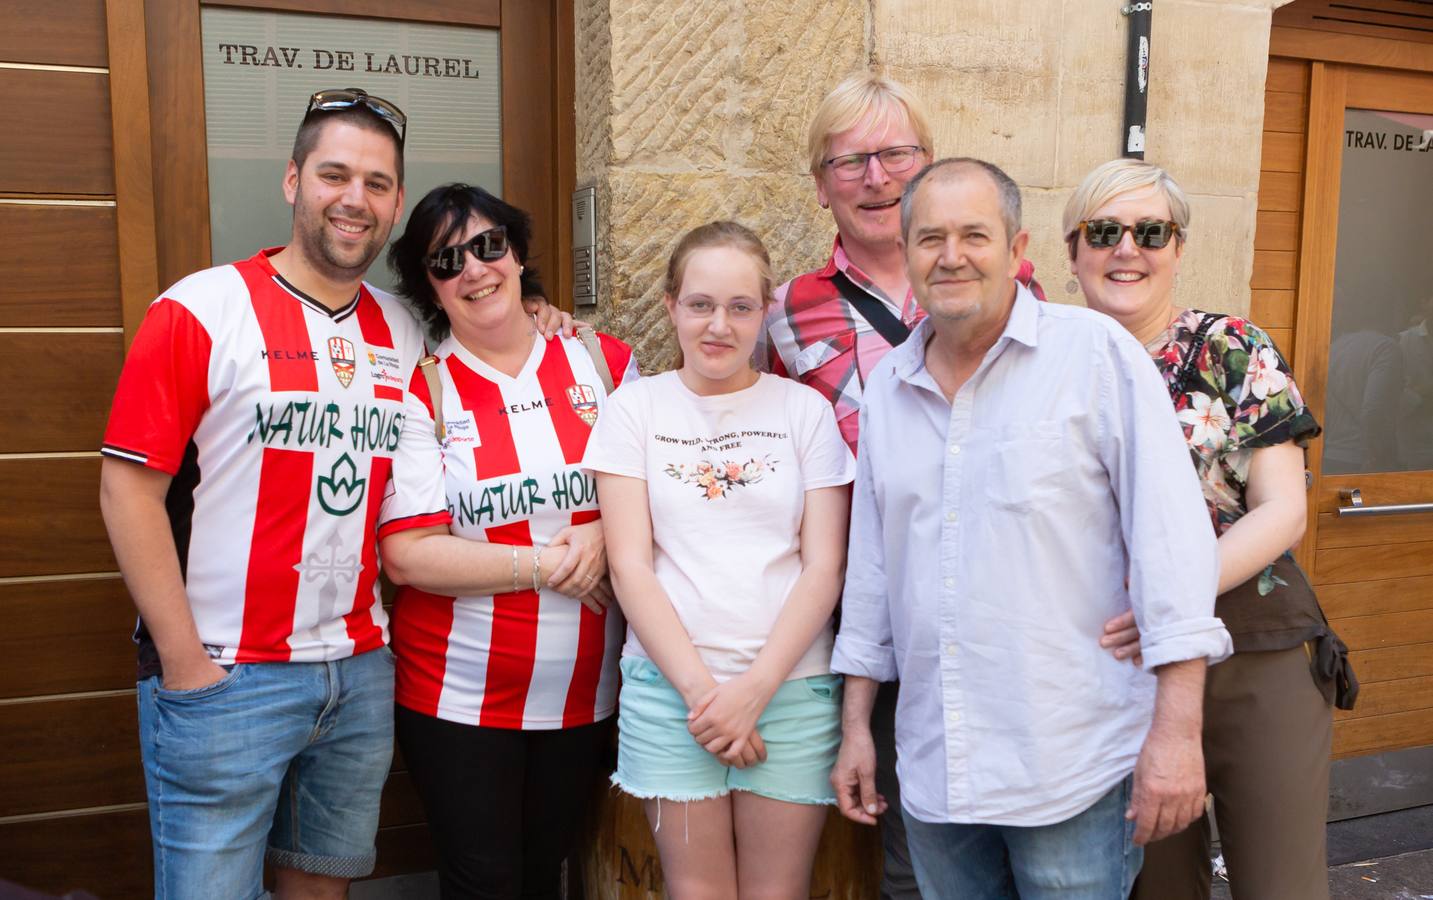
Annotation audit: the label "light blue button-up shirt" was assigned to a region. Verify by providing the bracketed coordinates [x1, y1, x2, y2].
[831, 283, 1232, 827]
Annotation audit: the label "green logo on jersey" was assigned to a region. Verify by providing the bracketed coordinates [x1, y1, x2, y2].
[317, 453, 367, 516]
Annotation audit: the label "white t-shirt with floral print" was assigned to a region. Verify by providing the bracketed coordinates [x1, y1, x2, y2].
[584, 371, 855, 683]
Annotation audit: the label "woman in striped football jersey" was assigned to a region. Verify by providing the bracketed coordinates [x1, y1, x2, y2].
[377, 184, 638, 899]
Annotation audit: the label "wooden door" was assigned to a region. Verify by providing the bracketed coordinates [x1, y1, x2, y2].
[1291, 63, 1433, 762]
[0, 1, 572, 895]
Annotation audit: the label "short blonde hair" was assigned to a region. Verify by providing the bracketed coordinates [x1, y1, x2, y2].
[1061, 158, 1191, 258]
[807, 73, 934, 175]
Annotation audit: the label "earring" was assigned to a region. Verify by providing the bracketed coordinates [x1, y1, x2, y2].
[519, 264, 525, 274]
[1065, 279, 1080, 295]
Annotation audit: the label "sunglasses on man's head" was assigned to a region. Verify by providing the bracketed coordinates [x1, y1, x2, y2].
[1076, 218, 1181, 250]
[305, 87, 407, 144]
[425, 226, 510, 280]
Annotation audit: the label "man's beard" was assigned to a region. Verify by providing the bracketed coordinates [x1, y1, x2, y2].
[294, 196, 390, 284]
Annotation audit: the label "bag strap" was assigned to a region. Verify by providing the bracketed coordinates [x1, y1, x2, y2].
[831, 270, 910, 348]
[577, 325, 615, 395]
[1168, 312, 1222, 403]
[420, 330, 612, 447]
[418, 355, 445, 442]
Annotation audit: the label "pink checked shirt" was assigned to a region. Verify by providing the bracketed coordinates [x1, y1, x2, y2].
[761, 238, 1045, 454]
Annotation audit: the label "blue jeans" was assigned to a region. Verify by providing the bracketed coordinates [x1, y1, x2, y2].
[136, 649, 395, 899]
[901, 774, 1142, 900]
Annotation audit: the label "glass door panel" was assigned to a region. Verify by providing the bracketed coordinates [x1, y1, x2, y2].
[200, 7, 501, 294]
[1324, 109, 1433, 475]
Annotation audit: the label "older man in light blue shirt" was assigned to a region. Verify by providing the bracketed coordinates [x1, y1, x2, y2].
[829, 157, 1232, 900]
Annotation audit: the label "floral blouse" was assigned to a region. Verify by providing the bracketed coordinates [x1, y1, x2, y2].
[1150, 309, 1321, 537]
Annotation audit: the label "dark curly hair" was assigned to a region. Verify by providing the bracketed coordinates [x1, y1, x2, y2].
[388, 183, 544, 340]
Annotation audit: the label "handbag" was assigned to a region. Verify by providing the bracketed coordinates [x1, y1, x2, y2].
[1168, 312, 1359, 710]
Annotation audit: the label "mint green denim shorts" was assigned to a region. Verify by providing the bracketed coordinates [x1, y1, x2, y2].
[612, 655, 842, 806]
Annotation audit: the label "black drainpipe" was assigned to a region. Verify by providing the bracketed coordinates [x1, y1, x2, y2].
[1122, 2, 1153, 158]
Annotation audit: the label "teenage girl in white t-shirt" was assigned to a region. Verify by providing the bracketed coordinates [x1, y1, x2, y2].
[586, 222, 856, 897]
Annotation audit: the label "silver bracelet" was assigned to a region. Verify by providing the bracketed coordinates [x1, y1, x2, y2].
[531, 544, 544, 593]
[510, 545, 520, 594]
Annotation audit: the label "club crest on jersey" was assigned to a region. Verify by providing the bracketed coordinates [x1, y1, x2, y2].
[566, 384, 599, 427]
[328, 337, 356, 388]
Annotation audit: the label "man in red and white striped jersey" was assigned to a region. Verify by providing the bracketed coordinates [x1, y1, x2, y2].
[99, 90, 430, 898]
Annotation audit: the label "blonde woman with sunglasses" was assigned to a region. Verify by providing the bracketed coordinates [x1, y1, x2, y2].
[1066, 159, 1351, 900]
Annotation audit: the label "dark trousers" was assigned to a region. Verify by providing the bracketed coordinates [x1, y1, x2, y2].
[395, 705, 612, 900]
[1131, 645, 1333, 900]
[874, 680, 923, 900]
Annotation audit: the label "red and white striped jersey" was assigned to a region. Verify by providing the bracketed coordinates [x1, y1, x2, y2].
[102, 248, 443, 678]
[379, 332, 638, 729]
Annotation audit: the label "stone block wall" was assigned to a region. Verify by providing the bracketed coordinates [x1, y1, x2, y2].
[577, 0, 1290, 368]
[575, 0, 866, 368]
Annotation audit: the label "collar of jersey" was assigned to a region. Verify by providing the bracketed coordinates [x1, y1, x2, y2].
[254, 248, 362, 322]
[269, 270, 361, 322]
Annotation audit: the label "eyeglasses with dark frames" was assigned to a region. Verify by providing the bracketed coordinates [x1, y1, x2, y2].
[822, 145, 926, 182]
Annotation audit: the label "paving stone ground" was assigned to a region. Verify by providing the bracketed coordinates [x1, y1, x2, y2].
[1211, 848, 1433, 899]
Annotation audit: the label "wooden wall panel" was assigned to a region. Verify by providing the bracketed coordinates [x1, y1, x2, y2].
[1335, 674, 1433, 721]
[1318, 574, 1433, 618]
[1348, 65, 1433, 110]
[0, 0, 109, 67]
[1256, 170, 1304, 212]
[1318, 471, 1433, 511]
[1317, 511, 1433, 549]
[1332, 609, 1433, 651]
[1252, 249, 1298, 290]
[1260, 130, 1305, 172]
[502, 0, 557, 308]
[1266, 57, 1310, 93]
[1254, 211, 1299, 252]
[0, 577, 135, 699]
[1317, 540, 1433, 584]
[1271, 24, 1433, 74]
[0, 806, 151, 897]
[143, 0, 209, 287]
[1349, 643, 1433, 684]
[0, 69, 115, 196]
[1255, 58, 1307, 365]
[1264, 327, 1294, 360]
[0, 333, 123, 453]
[1274, 1, 1433, 47]
[0, 692, 141, 817]
[205, 0, 499, 26]
[1336, 708, 1433, 758]
[0, 204, 123, 327]
[106, 0, 161, 345]
[1265, 90, 1311, 132]
[1251, 289, 1295, 326]
[0, 457, 113, 577]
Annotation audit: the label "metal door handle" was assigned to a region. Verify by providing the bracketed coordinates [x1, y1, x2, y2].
[1337, 488, 1433, 517]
